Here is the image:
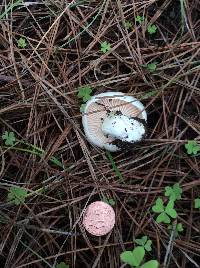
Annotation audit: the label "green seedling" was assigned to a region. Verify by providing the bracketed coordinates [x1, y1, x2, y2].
[7, 186, 28, 205]
[77, 85, 93, 103]
[2, 131, 16, 146]
[168, 223, 184, 237]
[147, 62, 157, 72]
[56, 262, 69, 268]
[165, 183, 182, 201]
[2, 132, 63, 168]
[102, 197, 115, 206]
[135, 15, 145, 24]
[152, 198, 177, 224]
[124, 20, 133, 30]
[185, 140, 200, 155]
[194, 198, 200, 209]
[17, 37, 27, 48]
[100, 41, 111, 53]
[120, 246, 159, 268]
[147, 24, 157, 34]
[135, 236, 152, 252]
[106, 151, 124, 183]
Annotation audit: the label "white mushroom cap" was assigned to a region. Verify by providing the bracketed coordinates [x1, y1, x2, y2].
[82, 92, 147, 152]
[102, 114, 146, 143]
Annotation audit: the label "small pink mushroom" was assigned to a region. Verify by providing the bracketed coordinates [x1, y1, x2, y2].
[82, 201, 115, 236]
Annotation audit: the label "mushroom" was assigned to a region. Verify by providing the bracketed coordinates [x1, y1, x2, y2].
[82, 92, 147, 152]
[82, 201, 115, 236]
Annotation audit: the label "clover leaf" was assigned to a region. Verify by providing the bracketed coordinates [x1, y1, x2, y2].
[135, 236, 152, 252]
[152, 198, 177, 224]
[56, 262, 69, 268]
[124, 20, 133, 30]
[147, 24, 157, 34]
[194, 198, 200, 209]
[100, 41, 111, 53]
[17, 37, 27, 48]
[77, 85, 93, 102]
[185, 140, 200, 155]
[140, 260, 159, 268]
[165, 183, 182, 201]
[2, 131, 16, 146]
[135, 15, 145, 24]
[147, 62, 157, 72]
[120, 246, 145, 266]
[7, 186, 28, 205]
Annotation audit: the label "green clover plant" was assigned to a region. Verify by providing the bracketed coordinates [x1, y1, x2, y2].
[2, 131, 16, 146]
[146, 62, 157, 72]
[77, 85, 93, 102]
[56, 262, 69, 268]
[165, 183, 182, 201]
[135, 236, 152, 252]
[135, 15, 145, 24]
[147, 24, 157, 34]
[185, 140, 200, 155]
[77, 85, 93, 113]
[194, 198, 200, 209]
[152, 198, 177, 224]
[100, 41, 111, 53]
[120, 246, 159, 268]
[124, 20, 133, 30]
[7, 186, 28, 205]
[17, 37, 27, 48]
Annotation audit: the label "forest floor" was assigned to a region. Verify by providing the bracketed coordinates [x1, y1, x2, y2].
[0, 0, 200, 267]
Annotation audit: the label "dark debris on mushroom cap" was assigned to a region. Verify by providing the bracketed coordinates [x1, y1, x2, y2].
[109, 115, 148, 150]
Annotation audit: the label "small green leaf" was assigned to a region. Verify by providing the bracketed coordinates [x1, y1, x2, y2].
[185, 140, 200, 155]
[176, 223, 184, 232]
[7, 186, 28, 205]
[135, 15, 145, 24]
[100, 41, 111, 53]
[147, 62, 157, 72]
[165, 183, 182, 201]
[2, 131, 16, 146]
[147, 24, 157, 34]
[135, 236, 147, 246]
[132, 246, 145, 266]
[165, 200, 177, 218]
[77, 85, 93, 102]
[144, 239, 152, 252]
[120, 251, 136, 266]
[50, 156, 64, 168]
[56, 262, 69, 268]
[156, 212, 170, 224]
[124, 20, 133, 30]
[140, 260, 159, 268]
[135, 236, 152, 252]
[152, 198, 164, 213]
[195, 198, 200, 209]
[17, 37, 27, 48]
